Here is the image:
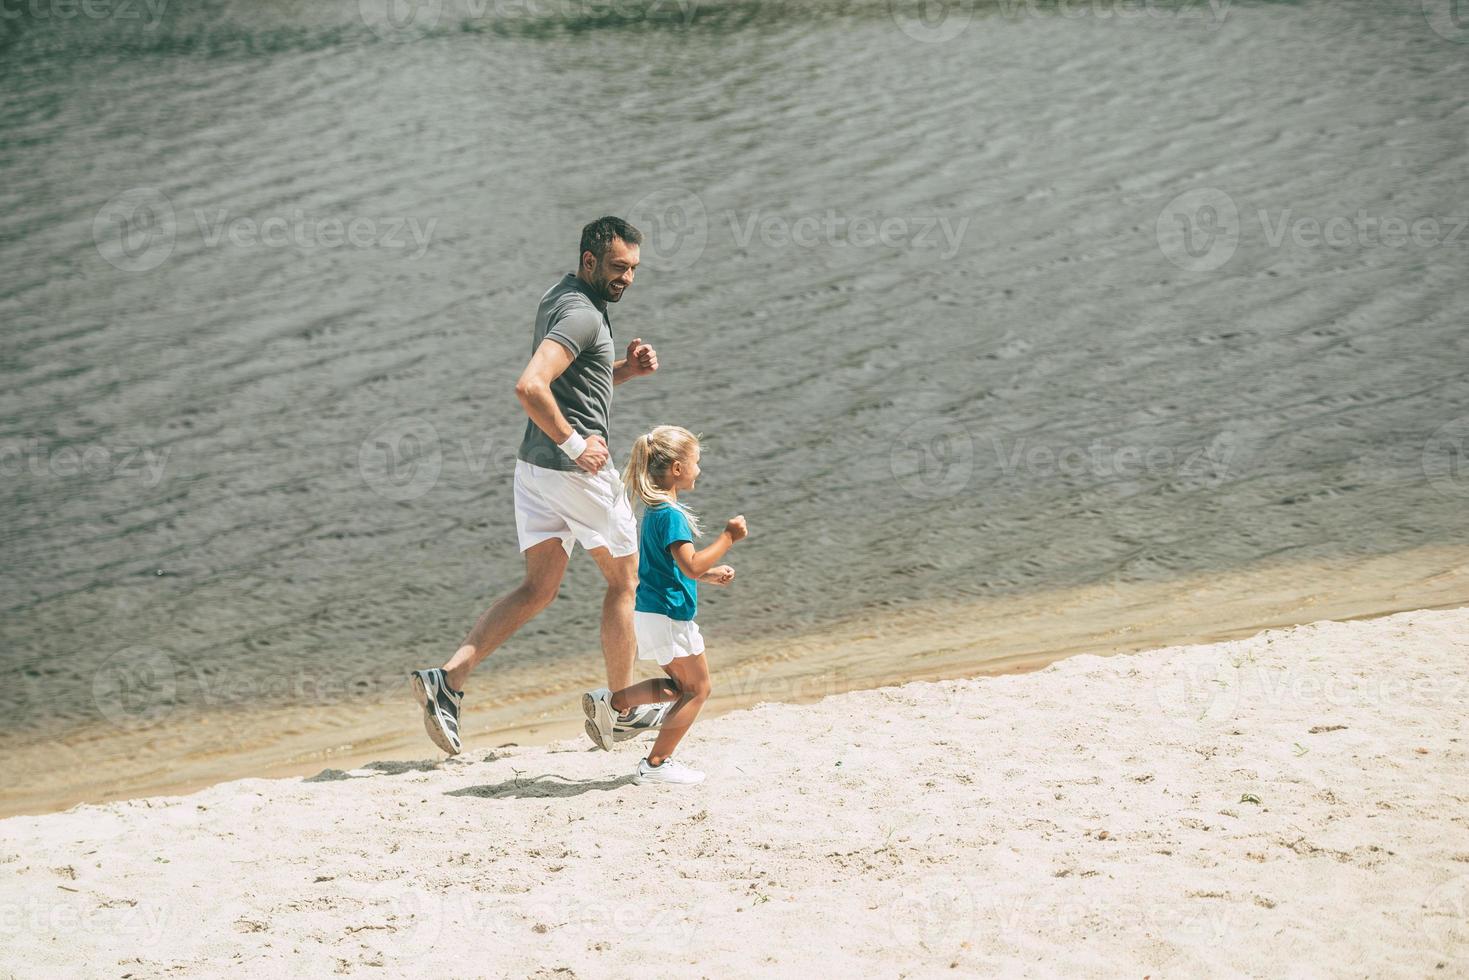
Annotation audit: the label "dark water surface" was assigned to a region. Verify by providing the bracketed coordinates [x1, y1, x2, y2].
[2, 0, 1466, 750]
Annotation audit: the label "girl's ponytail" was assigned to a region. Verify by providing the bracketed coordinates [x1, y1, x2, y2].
[620, 425, 704, 537]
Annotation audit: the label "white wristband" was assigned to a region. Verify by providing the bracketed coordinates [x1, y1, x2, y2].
[558, 431, 588, 460]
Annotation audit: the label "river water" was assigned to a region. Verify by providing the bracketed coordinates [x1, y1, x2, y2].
[1, 0, 1466, 808]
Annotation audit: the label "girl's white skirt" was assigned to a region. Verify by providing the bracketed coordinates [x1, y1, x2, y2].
[634, 611, 706, 667]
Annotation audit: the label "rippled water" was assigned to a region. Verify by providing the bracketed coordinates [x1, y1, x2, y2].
[2, 0, 1466, 755]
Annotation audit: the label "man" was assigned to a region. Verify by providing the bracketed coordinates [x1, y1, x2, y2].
[410, 216, 665, 755]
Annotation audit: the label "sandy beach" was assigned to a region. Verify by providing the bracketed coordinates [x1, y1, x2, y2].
[6, 543, 1468, 821]
[3, 605, 1465, 977]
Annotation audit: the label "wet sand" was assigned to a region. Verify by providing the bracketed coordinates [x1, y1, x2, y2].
[5, 543, 1466, 819]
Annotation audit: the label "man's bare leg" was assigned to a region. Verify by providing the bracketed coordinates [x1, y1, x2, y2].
[587, 546, 638, 692]
[442, 538, 569, 691]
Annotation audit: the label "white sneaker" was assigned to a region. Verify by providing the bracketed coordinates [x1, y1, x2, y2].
[581, 688, 615, 751]
[633, 757, 705, 786]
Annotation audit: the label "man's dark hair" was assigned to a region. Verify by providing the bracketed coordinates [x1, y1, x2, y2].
[580, 216, 642, 261]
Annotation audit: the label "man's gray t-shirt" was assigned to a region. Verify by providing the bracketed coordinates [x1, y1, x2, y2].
[517, 273, 616, 471]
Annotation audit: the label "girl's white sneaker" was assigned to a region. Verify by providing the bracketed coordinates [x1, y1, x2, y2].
[634, 757, 705, 785]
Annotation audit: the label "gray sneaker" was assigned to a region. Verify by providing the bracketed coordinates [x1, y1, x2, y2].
[613, 701, 671, 742]
[581, 688, 615, 751]
[410, 668, 463, 756]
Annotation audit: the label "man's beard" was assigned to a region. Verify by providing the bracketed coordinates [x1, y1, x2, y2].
[596, 274, 624, 303]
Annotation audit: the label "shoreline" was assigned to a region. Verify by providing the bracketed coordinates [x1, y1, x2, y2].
[3, 543, 1466, 819]
[2, 605, 1465, 976]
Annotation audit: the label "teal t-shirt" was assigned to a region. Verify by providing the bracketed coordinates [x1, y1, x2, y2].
[634, 503, 697, 621]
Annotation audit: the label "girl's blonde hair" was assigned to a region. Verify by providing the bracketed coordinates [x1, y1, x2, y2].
[621, 425, 703, 537]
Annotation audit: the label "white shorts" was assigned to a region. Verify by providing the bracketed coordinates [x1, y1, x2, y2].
[634, 611, 705, 667]
[513, 458, 637, 558]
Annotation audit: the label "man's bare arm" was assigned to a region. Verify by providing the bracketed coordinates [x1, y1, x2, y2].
[514, 339, 609, 472]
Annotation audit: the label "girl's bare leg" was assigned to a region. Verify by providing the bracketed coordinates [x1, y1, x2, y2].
[610, 678, 680, 714]
[645, 654, 710, 767]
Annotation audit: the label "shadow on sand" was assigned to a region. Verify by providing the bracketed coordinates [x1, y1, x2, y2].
[304, 756, 490, 783]
[446, 773, 635, 800]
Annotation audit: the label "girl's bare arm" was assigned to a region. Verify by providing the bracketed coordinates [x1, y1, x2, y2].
[671, 516, 747, 579]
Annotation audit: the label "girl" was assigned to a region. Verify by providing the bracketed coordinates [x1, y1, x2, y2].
[581, 425, 747, 785]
